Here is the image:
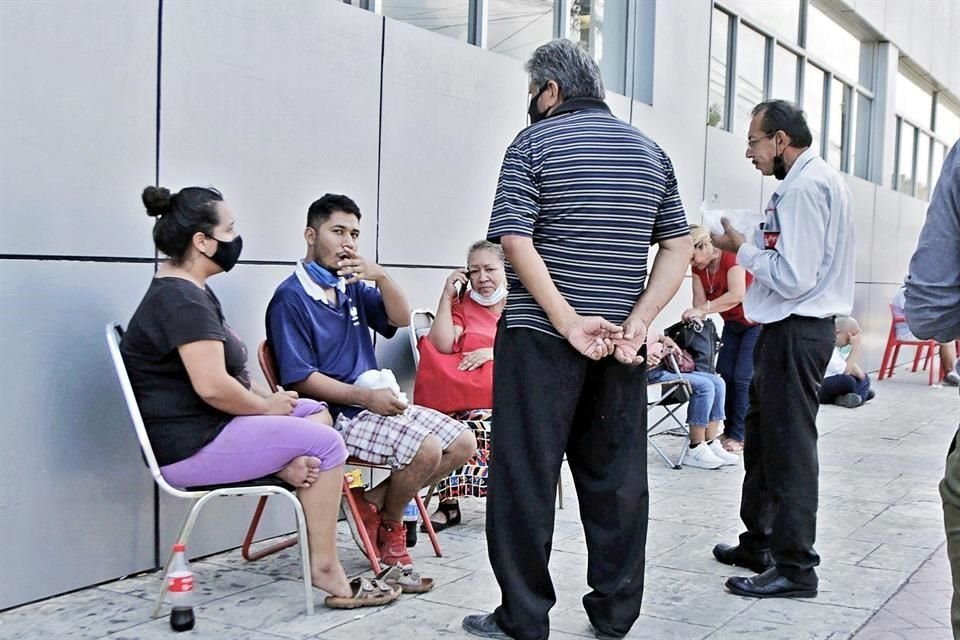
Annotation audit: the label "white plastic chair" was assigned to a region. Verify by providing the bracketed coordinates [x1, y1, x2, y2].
[408, 307, 436, 369]
[105, 322, 315, 617]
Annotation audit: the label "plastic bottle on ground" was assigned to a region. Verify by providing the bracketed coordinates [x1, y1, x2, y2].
[167, 543, 195, 632]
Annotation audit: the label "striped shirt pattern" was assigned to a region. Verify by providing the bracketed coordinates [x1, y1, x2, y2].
[487, 105, 689, 337]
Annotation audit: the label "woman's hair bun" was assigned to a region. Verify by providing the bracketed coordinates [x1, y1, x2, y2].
[142, 185, 173, 217]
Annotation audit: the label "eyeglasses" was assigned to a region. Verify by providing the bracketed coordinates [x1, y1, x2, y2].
[747, 132, 776, 148]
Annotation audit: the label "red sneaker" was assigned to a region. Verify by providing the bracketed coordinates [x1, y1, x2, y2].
[349, 487, 381, 549]
[378, 519, 414, 567]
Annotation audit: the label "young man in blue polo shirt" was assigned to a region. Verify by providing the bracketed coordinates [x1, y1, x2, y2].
[266, 194, 475, 576]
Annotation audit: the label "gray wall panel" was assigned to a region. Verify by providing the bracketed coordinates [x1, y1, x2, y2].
[0, 1, 158, 258]
[642, 0, 710, 215]
[159, 0, 382, 263]
[846, 175, 878, 283]
[895, 197, 926, 285]
[703, 127, 764, 210]
[0, 261, 156, 609]
[870, 188, 902, 284]
[853, 0, 886, 33]
[378, 19, 528, 266]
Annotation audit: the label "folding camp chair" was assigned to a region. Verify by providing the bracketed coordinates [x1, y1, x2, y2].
[646, 353, 693, 470]
[105, 323, 315, 617]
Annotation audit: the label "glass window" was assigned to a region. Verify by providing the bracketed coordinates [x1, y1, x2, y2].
[380, 0, 470, 42]
[828, 78, 848, 170]
[732, 0, 800, 45]
[852, 92, 872, 179]
[930, 142, 947, 192]
[806, 3, 863, 84]
[915, 132, 931, 200]
[771, 44, 798, 104]
[896, 120, 916, 194]
[896, 71, 933, 128]
[804, 63, 825, 156]
[708, 9, 730, 129]
[487, 0, 555, 62]
[567, 0, 629, 95]
[935, 98, 960, 143]
[735, 25, 766, 135]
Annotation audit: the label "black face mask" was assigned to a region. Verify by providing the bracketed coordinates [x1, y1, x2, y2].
[772, 154, 787, 180]
[204, 234, 243, 272]
[527, 83, 550, 125]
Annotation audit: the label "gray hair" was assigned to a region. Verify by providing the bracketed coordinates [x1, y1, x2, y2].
[467, 240, 504, 264]
[525, 39, 605, 100]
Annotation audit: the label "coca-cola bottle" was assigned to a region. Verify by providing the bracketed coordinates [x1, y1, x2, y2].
[167, 543, 195, 632]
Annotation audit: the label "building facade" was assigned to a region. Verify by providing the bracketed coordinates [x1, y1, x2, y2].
[0, 0, 957, 609]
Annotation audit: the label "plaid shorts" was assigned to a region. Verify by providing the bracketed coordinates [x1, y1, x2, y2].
[333, 404, 467, 470]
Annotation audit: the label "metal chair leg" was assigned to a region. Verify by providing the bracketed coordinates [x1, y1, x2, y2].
[341, 477, 381, 572]
[415, 494, 443, 558]
[241, 496, 297, 561]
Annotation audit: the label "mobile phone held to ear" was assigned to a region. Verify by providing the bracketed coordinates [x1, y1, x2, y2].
[456, 280, 466, 302]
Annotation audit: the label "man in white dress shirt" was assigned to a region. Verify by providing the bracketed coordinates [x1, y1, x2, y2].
[710, 100, 855, 599]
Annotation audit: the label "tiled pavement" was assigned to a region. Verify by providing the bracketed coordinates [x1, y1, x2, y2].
[1, 373, 957, 639]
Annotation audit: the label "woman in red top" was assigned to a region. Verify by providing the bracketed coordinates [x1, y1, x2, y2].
[418, 240, 505, 531]
[682, 225, 759, 452]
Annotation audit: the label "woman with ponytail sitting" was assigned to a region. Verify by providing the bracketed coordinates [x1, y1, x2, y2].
[121, 185, 399, 609]
[414, 240, 506, 531]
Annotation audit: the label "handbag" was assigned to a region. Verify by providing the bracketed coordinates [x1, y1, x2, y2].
[413, 336, 493, 413]
[677, 350, 696, 373]
[664, 318, 720, 373]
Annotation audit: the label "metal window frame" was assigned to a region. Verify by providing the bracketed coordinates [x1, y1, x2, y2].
[714, 0, 877, 179]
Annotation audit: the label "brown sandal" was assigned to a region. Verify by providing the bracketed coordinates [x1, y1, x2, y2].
[323, 577, 401, 609]
[376, 564, 435, 594]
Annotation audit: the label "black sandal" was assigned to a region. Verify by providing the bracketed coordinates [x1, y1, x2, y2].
[421, 500, 461, 532]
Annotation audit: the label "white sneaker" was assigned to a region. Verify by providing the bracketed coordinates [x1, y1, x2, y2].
[945, 371, 960, 387]
[683, 442, 723, 469]
[707, 439, 740, 465]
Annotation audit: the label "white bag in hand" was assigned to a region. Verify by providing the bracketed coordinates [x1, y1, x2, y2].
[700, 201, 765, 236]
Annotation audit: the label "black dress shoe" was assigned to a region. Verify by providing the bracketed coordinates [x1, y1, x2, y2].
[725, 568, 818, 598]
[712, 543, 774, 573]
[463, 613, 512, 639]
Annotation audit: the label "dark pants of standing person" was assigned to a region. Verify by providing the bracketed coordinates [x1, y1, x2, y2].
[817, 373, 871, 404]
[940, 423, 960, 638]
[486, 327, 649, 640]
[715, 321, 761, 443]
[737, 315, 834, 585]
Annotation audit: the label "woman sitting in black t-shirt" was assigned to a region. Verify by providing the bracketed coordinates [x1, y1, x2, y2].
[121, 185, 398, 609]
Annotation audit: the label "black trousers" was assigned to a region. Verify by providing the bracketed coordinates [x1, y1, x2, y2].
[737, 315, 834, 583]
[487, 328, 649, 640]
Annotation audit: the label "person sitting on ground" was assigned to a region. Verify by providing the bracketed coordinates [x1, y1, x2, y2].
[646, 329, 738, 469]
[414, 240, 506, 532]
[819, 316, 875, 408]
[265, 193, 476, 582]
[893, 284, 959, 385]
[682, 224, 759, 454]
[122, 186, 399, 609]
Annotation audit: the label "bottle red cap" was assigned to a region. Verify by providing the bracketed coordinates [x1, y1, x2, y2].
[173, 543, 186, 552]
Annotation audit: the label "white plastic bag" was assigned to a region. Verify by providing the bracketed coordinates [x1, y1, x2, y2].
[700, 201, 765, 236]
[354, 369, 409, 407]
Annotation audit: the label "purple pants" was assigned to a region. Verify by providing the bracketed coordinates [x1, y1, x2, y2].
[160, 399, 348, 488]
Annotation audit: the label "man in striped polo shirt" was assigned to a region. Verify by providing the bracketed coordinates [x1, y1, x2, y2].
[462, 40, 692, 640]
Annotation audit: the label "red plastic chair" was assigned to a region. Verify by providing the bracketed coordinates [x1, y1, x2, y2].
[242, 341, 442, 572]
[877, 304, 940, 385]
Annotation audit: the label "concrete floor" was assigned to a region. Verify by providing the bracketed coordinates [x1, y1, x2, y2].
[1, 371, 957, 639]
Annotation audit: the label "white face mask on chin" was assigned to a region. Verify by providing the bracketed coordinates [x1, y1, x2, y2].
[469, 282, 507, 306]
